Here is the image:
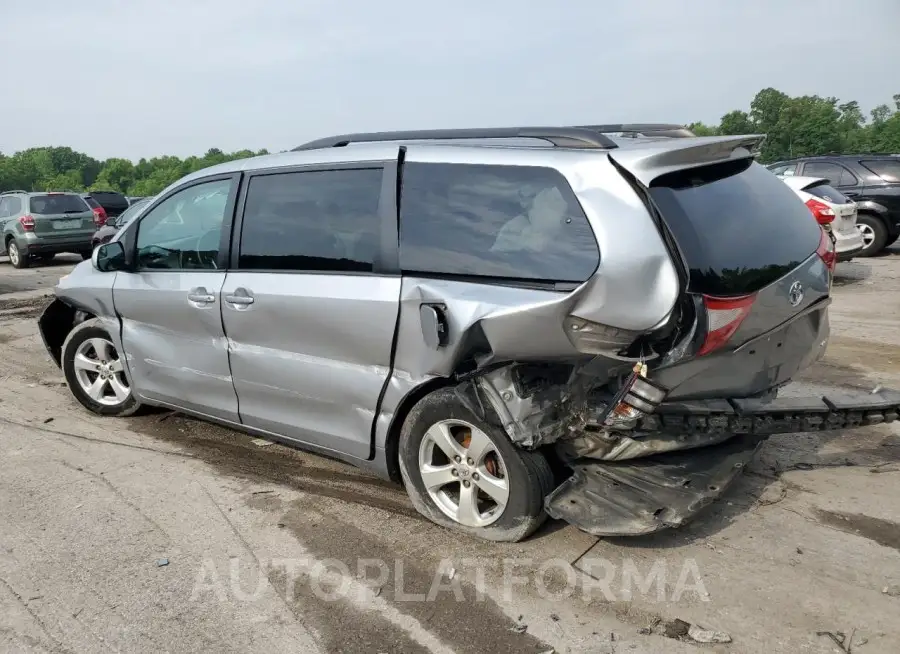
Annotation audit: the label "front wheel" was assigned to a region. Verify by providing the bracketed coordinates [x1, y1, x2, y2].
[855, 213, 888, 257]
[62, 319, 142, 417]
[398, 387, 554, 542]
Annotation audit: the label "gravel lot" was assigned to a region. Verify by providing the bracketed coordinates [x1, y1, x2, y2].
[1, 246, 899, 653]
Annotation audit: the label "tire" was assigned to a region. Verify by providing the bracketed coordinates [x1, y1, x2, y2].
[855, 213, 889, 257]
[7, 240, 29, 269]
[398, 387, 554, 542]
[62, 318, 143, 417]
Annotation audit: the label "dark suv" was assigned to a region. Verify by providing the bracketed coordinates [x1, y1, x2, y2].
[82, 191, 130, 227]
[767, 155, 900, 256]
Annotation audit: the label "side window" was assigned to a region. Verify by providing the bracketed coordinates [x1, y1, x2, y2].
[802, 162, 843, 187]
[1, 196, 22, 217]
[238, 168, 382, 272]
[399, 163, 599, 283]
[838, 166, 859, 187]
[135, 179, 232, 270]
[9, 197, 22, 216]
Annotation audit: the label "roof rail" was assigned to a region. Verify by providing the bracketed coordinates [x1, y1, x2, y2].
[0, 189, 29, 195]
[577, 124, 695, 138]
[293, 126, 620, 151]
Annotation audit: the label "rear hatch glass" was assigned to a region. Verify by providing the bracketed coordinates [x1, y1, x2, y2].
[804, 183, 849, 205]
[648, 160, 822, 297]
[89, 191, 129, 216]
[29, 194, 90, 215]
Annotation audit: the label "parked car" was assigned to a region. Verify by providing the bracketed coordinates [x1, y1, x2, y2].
[37, 126, 900, 542]
[779, 176, 863, 262]
[80, 194, 108, 227]
[1, 191, 96, 268]
[82, 191, 130, 227]
[127, 196, 148, 205]
[767, 155, 900, 256]
[91, 196, 153, 248]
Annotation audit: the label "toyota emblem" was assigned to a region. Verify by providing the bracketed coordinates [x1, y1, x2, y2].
[788, 281, 804, 307]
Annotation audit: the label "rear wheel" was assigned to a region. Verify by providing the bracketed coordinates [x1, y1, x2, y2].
[856, 213, 888, 257]
[62, 319, 142, 417]
[7, 240, 29, 269]
[398, 387, 554, 542]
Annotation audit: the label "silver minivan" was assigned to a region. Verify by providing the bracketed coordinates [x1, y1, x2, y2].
[38, 126, 900, 541]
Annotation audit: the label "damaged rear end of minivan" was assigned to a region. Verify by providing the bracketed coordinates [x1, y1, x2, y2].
[395, 135, 900, 539]
[537, 135, 900, 536]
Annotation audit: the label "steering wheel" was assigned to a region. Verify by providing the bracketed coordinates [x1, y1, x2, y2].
[195, 229, 220, 269]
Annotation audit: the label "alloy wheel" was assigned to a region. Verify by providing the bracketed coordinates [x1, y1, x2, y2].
[72, 337, 130, 406]
[417, 419, 509, 527]
[857, 223, 875, 248]
[7, 241, 19, 266]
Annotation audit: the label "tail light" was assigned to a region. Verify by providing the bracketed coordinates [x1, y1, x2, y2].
[19, 215, 35, 232]
[817, 227, 836, 273]
[92, 207, 107, 227]
[805, 198, 835, 225]
[697, 294, 756, 356]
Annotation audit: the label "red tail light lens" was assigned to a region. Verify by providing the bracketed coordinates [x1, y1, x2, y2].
[92, 207, 107, 227]
[698, 294, 756, 356]
[19, 215, 35, 232]
[805, 198, 835, 225]
[816, 227, 836, 272]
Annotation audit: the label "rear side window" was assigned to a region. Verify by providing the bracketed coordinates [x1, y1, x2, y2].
[238, 168, 382, 273]
[804, 183, 849, 204]
[0, 196, 22, 217]
[861, 159, 900, 183]
[802, 162, 858, 187]
[399, 163, 599, 283]
[83, 196, 101, 209]
[29, 194, 89, 215]
[649, 160, 823, 297]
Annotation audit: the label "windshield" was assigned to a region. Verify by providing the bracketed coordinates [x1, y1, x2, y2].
[29, 194, 89, 215]
[115, 197, 152, 227]
[861, 159, 900, 183]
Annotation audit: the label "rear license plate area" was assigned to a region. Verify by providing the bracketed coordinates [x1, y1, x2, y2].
[52, 219, 81, 229]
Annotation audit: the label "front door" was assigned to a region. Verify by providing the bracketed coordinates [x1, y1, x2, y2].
[113, 175, 240, 421]
[220, 164, 399, 459]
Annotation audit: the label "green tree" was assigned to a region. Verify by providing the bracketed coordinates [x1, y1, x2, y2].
[2, 90, 900, 195]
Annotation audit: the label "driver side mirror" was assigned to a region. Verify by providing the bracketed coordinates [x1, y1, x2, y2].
[92, 241, 127, 272]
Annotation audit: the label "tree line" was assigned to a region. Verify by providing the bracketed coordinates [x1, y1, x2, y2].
[2, 87, 899, 197]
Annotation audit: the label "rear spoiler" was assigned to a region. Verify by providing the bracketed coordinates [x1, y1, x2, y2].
[608, 134, 767, 186]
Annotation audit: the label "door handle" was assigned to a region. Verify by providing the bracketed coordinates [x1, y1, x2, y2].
[224, 288, 255, 307]
[187, 288, 215, 304]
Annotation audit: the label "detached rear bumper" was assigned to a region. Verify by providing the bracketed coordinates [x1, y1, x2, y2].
[546, 435, 762, 536]
[548, 386, 900, 536]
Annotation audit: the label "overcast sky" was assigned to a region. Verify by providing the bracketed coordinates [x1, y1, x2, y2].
[2, 0, 898, 160]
